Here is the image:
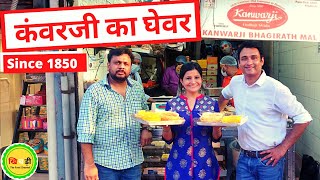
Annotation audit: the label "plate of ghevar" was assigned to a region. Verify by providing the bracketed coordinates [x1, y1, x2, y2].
[197, 112, 248, 127]
[133, 110, 185, 125]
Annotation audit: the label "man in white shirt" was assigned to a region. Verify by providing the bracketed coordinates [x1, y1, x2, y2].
[218, 41, 312, 180]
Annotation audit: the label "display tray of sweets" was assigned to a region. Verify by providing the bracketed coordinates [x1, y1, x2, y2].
[133, 110, 185, 126]
[196, 112, 248, 127]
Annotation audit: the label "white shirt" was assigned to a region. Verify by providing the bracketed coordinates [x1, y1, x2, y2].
[222, 71, 312, 151]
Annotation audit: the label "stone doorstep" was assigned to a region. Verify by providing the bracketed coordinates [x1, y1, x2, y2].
[0, 152, 305, 179]
[295, 152, 303, 179]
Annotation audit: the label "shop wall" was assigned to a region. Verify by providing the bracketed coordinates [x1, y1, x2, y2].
[83, 48, 108, 83]
[0, 74, 23, 148]
[273, 42, 320, 161]
[0, 39, 23, 148]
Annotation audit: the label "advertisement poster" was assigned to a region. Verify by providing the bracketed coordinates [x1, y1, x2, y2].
[201, 0, 320, 42]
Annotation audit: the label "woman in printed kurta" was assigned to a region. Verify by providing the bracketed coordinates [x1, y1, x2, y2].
[162, 62, 222, 180]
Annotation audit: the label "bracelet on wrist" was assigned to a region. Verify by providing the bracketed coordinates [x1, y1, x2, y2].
[163, 128, 171, 132]
[141, 126, 153, 132]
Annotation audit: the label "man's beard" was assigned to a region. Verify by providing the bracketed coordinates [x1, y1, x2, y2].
[109, 71, 128, 82]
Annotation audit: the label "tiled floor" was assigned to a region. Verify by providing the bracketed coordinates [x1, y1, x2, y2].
[1, 152, 304, 180]
[28, 173, 49, 180]
[1, 172, 48, 180]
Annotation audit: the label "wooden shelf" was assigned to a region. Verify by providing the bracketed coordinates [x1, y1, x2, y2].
[21, 105, 46, 108]
[24, 81, 46, 84]
[11, 78, 48, 175]
[18, 129, 47, 132]
[36, 169, 48, 173]
[142, 161, 167, 167]
[142, 174, 164, 180]
[37, 152, 48, 158]
[143, 145, 165, 150]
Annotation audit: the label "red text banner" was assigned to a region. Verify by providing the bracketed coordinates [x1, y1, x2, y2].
[0, 0, 200, 52]
[1, 53, 87, 73]
[201, 0, 320, 42]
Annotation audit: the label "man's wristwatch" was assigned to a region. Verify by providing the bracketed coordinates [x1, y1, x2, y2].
[141, 126, 153, 132]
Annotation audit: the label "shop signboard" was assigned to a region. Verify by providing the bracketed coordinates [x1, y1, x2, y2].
[201, 0, 320, 42]
[0, 51, 87, 73]
[0, 52, 3, 72]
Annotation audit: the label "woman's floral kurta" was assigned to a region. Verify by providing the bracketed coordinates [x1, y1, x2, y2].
[164, 94, 220, 180]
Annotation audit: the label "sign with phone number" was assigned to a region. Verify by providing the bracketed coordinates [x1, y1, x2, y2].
[0, 52, 87, 73]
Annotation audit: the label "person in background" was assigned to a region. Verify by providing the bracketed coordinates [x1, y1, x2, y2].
[200, 40, 207, 59]
[130, 52, 143, 84]
[220, 40, 239, 60]
[220, 55, 242, 108]
[218, 40, 235, 86]
[130, 52, 154, 102]
[220, 55, 242, 88]
[162, 62, 222, 180]
[218, 41, 312, 180]
[162, 55, 187, 96]
[77, 48, 152, 180]
[220, 40, 233, 56]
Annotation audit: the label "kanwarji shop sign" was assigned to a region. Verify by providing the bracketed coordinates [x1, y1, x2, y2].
[227, 3, 288, 30]
[201, 0, 320, 42]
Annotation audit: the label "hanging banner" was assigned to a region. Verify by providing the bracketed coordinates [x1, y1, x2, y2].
[0, 0, 200, 52]
[201, 0, 320, 42]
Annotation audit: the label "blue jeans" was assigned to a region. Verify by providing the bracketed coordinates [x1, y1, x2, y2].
[236, 152, 285, 180]
[96, 164, 141, 180]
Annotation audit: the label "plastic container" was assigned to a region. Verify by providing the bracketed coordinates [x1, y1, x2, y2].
[229, 140, 240, 168]
[152, 128, 163, 137]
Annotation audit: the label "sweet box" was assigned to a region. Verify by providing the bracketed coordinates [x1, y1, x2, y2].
[38, 157, 48, 171]
[21, 116, 46, 130]
[26, 138, 44, 154]
[20, 94, 46, 106]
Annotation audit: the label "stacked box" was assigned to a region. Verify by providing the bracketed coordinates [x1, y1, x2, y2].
[197, 59, 207, 69]
[202, 75, 207, 81]
[21, 116, 46, 130]
[20, 95, 46, 106]
[207, 64, 218, 75]
[38, 157, 48, 170]
[206, 76, 217, 87]
[196, 59, 208, 82]
[207, 56, 218, 64]
[202, 70, 208, 82]
[206, 56, 218, 87]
